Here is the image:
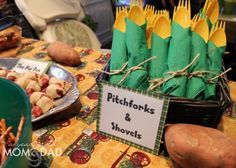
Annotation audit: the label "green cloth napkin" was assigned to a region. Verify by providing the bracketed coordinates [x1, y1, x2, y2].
[163, 22, 191, 97]
[149, 33, 170, 91]
[186, 32, 208, 99]
[125, 18, 150, 90]
[109, 29, 128, 84]
[149, 33, 170, 79]
[205, 41, 226, 100]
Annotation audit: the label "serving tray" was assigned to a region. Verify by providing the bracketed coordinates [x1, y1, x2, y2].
[0, 58, 80, 122]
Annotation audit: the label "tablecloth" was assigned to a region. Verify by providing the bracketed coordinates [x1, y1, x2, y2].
[0, 38, 236, 168]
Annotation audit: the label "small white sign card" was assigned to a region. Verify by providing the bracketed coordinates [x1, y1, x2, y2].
[12, 58, 50, 74]
[97, 82, 169, 155]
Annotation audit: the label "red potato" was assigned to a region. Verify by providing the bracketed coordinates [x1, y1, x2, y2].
[165, 124, 236, 168]
[47, 41, 81, 66]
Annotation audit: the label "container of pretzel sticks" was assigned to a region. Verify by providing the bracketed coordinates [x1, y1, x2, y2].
[0, 78, 32, 168]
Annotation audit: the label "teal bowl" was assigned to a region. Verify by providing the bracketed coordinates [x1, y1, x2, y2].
[0, 78, 32, 168]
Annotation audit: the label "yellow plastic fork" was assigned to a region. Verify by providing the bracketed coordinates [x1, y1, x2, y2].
[210, 20, 226, 35]
[155, 10, 169, 23]
[177, 0, 191, 18]
[130, 0, 143, 10]
[173, 8, 190, 28]
[206, 0, 219, 24]
[144, 4, 155, 15]
[146, 14, 156, 28]
[202, 0, 213, 14]
[128, 6, 145, 26]
[173, 0, 191, 28]
[145, 5, 155, 27]
[154, 14, 171, 39]
[114, 12, 127, 32]
[146, 10, 170, 47]
[146, 7, 160, 29]
[192, 17, 209, 43]
[191, 14, 197, 28]
[209, 21, 226, 47]
[146, 26, 153, 48]
[145, 8, 155, 20]
[191, 14, 201, 30]
[116, 6, 128, 19]
[157, 10, 168, 17]
[114, 7, 128, 32]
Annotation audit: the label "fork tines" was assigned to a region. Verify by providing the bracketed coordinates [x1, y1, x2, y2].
[210, 20, 226, 36]
[116, 6, 128, 18]
[130, 0, 143, 8]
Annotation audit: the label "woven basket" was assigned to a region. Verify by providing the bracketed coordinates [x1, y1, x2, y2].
[97, 63, 232, 128]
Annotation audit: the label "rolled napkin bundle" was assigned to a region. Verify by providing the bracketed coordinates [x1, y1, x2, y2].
[163, 22, 191, 97]
[149, 34, 170, 90]
[109, 28, 128, 84]
[186, 16, 209, 99]
[149, 15, 171, 91]
[205, 41, 226, 100]
[186, 32, 207, 99]
[205, 20, 227, 100]
[125, 18, 150, 90]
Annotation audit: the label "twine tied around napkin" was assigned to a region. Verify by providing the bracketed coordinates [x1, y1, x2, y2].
[149, 54, 231, 93]
[148, 78, 165, 91]
[149, 54, 200, 91]
[99, 62, 128, 75]
[207, 68, 232, 84]
[189, 70, 217, 79]
[118, 56, 156, 85]
[97, 56, 156, 85]
[185, 48, 220, 79]
[188, 68, 231, 84]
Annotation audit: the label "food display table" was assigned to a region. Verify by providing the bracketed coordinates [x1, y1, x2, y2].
[0, 38, 236, 168]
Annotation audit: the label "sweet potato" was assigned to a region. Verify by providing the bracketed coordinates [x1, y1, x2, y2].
[228, 81, 236, 101]
[47, 41, 81, 66]
[164, 124, 236, 168]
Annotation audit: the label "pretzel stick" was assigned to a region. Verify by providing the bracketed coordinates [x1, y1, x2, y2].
[1, 144, 6, 165]
[0, 121, 2, 133]
[0, 126, 13, 164]
[1, 119, 6, 132]
[0, 127, 13, 143]
[9, 133, 16, 142]
[14, 117, 25, 146]
[0, 116, 26, 165]
[0, 145, 2, 165]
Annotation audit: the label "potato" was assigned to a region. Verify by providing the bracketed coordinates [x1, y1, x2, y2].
[228, 81, 236, 101]
[47, 41, 81, 66]
[165, 124, 236, 168]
